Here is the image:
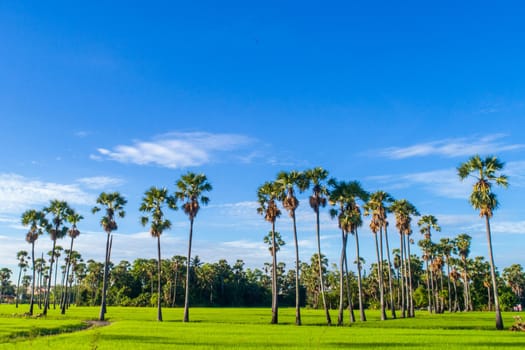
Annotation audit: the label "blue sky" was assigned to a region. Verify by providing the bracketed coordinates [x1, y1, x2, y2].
[1, 1, 524, 276]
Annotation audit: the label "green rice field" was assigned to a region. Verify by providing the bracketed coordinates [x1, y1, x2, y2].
[0, 305, 523, 349]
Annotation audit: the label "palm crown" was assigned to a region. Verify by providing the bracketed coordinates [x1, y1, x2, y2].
[457, 155, 508, 217]
[92, 192, 127, 233]
[175, 172, 212, 221]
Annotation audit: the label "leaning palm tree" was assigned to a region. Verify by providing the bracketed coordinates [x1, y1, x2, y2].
[329, 179, 368, 324]
[42, 200, 71, 315]
[15, 250, 29, 308]
[417, 215, 441, 313]
[458, 155, 507, 330]
[390, 199, 419, 318]
[92, 192, 127, 321]
[276, 170, 308, 325]
[21, 209, 49, 315]
[175, 172, 212, 323]
[61, 210, 83, 314]
[257, 181, 282, 324]
[304, 167, 332, 325]
[140, 186, 177, 322]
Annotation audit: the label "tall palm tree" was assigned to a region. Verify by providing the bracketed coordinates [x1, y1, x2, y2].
[92, 192, 127, 321]
[21, 209, 49, 315]
[43, 200, 71, 315]
[454, 233, 472, 312]
[458, 155, 507, 330]
[140, 186, 177, 322]
[365, 191, 397, 319]
[257, 181, 282, 324]
[329, 179, 368, 324]
[439, 238, 454, 312]
[49, 245, 63, 309]
[364, 191, 397, 321]
[390, 199, 419, 318]
[61, 210, 83, 314]
[276, 170, 307, 325]
[175, 172, 212, 323]
[15, 250, 29, 308]
[417, 215, 441, 313]
[304, 167, 332, 325]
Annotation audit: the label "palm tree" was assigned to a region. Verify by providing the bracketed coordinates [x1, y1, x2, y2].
[304, 167, 332, 325]
[49, 245, 63, 309]
[365, 191, 397, 319]
[455, 233, 472, 312]
[140, 186, 177, 321]
[257, 181, 282, 324]
[417, 215, 441, 313]
[390, 199, 419, 318]
[364, 191, 397, 321]
[330, 179, 368, 324]
[61, 210, 83, 314]
[42, 200, 71, 315]
[276, 170, 307, 325]
[15, 250, 29, 308]
[439, 238, 454, 312]
[21, 209, 49, 315]
[175, 172, 212, 323]
[92, 192, 127, 321]
[458, 155, 507, 330]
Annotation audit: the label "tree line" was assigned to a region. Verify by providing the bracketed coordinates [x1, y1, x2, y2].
[1, 156, 524, 330]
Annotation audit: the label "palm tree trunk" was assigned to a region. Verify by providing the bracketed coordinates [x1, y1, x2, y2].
[383, 226, 396, 319]
[338, 229, 345, 326]
[425, 259, 432, 313]
[429, 264, 436, 313]
[484, 216, 503, 330]
[354, 229, 366, 321]
[406, 236, 414, 317]
[315, 208, 331, 325]
[446, 259, 452, 312]
[61, 237, 74, 314]
[16, 267, 22, 308]
[291, 211, 301, 325]
[453, 279, 458, 312]
[99, 232, 111, 321]
[487, 286, 492, 311]
[462, 258, 469, 311]
[374, 233, 386, 320]
[53, 255, 59, 309]
[399, 234, 406, 318]
[271, 221, 278, 324]
[183, 219, 194, 323]
[343, 241, 356, 323]
[157, 235, 163, 322]
[379, 227, 387, 320]
[43, 238, 57, 316]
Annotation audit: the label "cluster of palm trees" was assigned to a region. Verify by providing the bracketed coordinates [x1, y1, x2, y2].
[257, 155, 508, 330]
[13, 155, 508, 330]
[20, 172, 211, 323]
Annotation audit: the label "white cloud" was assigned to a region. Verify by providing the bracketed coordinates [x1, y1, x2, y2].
[368, 168, 470, 199]
[77, 176, 125, 190]
[374, 134, 524, 159]
[0, 173, 94, 214]
[92, 131, 255, 168]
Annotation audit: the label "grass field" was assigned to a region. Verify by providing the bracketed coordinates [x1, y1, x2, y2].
[0, 305, 523, 349]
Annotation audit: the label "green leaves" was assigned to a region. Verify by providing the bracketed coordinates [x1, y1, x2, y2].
[457, 155, 508, 217]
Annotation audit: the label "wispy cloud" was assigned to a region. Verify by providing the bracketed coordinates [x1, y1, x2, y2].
[373, 134, 524, 159]
[76, 176, 125, 190]
[368, 168, 470, 199]
[91, 131, 255, 168]
[0, 173, 94, 214]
